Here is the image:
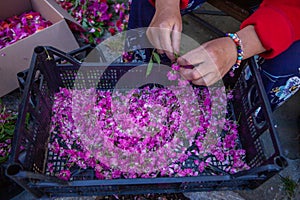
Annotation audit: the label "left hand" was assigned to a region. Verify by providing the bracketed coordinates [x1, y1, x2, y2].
[177, 37, 237, 86]
[146, 0, 182, 62]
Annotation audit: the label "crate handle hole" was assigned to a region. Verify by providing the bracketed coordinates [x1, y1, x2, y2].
[17, 71, 28, 90]
[34, 46, 45, 54]
[6, 164, 22, 176]
[274, 156, 288, 168]
[252, 107, 266, 129]
[248, 84, 259, 108]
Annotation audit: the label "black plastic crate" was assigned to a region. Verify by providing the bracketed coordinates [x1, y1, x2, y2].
[6, 46, 287, 198]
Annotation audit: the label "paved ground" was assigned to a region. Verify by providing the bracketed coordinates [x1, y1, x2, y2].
[2, 2, 300, 200]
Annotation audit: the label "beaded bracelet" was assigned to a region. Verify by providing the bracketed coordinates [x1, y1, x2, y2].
[226, 33, 244, 71]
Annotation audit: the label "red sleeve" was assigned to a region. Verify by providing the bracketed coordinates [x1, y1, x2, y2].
[148, 0, 189, 10]
[241, 0, 300, 58]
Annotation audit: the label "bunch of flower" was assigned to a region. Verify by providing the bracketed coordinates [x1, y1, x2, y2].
[48, 66, 249, 180]
[0, 12, 52, 50]
[55, 0, 131, 44]
[0, 103, 17, 164]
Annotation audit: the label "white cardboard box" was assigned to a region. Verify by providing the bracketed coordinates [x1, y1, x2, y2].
[0, 0, 81, 96]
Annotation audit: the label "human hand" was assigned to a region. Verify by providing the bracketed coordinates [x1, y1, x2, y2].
[146, 0, 182, 62]
[177, 25, 266, 86]
[177, 37, 237, 86]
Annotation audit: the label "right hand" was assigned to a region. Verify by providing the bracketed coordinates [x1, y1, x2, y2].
[146, 0, 182, 62]
[177, 37, 237, 86]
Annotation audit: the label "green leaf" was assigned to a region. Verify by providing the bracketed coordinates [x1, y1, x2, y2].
[25, 113, 30, 126]
[0, 126, 4, 135]
[0, 134, 5, 141]
[93, 31, 102, 38]
[146, 59, 154, 77]
[107, 0, 114, 4]
[5, 128, 14, 136]
[82, 18, 89, 29]
[152, 52, 161, 64]
[75, 0, 80, 8]
[0, 155, 9, 164]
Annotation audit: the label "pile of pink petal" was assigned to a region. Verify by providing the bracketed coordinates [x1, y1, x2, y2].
[0, 12, 52, 49]
[55, 0, 130, 44]
[0, 104, 18, 164]
[0, 11, 52, 50]
[48, 67, 250, 181]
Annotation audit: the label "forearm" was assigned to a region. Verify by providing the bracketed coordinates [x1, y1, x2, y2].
[149, 0, 188, 10]
[155, 0, 180, 11]
[241, 0, 300, 58]
[236, 25, 266, 60]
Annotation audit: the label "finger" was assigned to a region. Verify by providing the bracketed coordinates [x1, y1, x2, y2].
[146, 28, 162, 50]
[179, 67, 204, 81]
[157, 49, 164, 54]
[159, 28, 175, 61]
[172, 25, 181, 55]
[177, 56, 192, 66]
[194, 60, 223, 84]
[191, 72, 216, 86]
[177, 46, 208, 66]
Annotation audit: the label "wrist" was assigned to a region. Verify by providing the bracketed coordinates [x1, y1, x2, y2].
[225, 33, 244, 71]
[236, 25, 266, 59]
[203, 38, 237, 67]
[155, 0, 181, 11]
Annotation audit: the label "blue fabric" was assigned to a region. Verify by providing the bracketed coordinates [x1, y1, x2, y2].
[128, 0, 206, 29]
[260, 40, 300, 110]
[128, 0, 156, 29]
[181, 0, 207, 15]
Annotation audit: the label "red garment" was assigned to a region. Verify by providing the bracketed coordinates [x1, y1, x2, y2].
[241, 0, 300, 58]
[148, 0, 189, 10]
[149, 0, 300, 58]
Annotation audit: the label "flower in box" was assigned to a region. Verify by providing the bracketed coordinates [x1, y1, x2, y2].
[55, 0, 131, 44]
[0, 11, 52, 50]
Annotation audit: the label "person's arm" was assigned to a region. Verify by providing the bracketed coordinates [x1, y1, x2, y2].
[146, 0, 182, 61]
[177, 0, 300, 86]
[241, 0, 300, 58]
[148, 0, 189, 10]
[236, 25, 266, 60]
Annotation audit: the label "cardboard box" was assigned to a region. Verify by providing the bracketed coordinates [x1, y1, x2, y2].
[0, 0, 81, 97]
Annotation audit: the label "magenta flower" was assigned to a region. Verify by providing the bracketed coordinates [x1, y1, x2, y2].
[198, 161, 206, 173]
[55, 0, 131, 44]
[48, 163, 54, 174]
[0, 11, 52, 50]
[171, 63, 180, 71]
[167, 71, 179, 81]
[59, 170, 71, 181]
[114, 3, 126, 14]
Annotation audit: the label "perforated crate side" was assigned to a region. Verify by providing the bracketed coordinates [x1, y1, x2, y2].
[229, 58, 286, 171]
[6, 47, 287, 198]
